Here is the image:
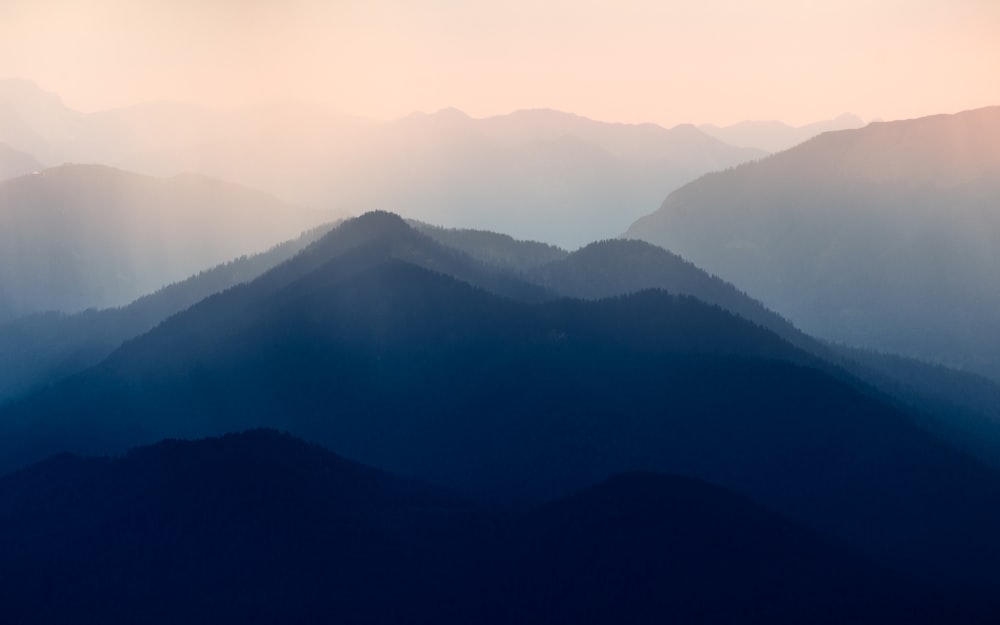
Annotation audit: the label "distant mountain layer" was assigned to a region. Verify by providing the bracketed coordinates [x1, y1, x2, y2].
[1, 79, 763, 247]
[0, 142, 41, 181]
[627, 105, 1000, 382]
[0, 430, 982, 625]
[6, 212, 1000, 590]
[699, 113, 865, 152]
[0, 164, 330, 320]
[123, 107, 764, 248]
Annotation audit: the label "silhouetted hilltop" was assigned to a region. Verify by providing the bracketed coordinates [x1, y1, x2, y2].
[0, 431, 983, 624]
[627, 105, 1000, 381]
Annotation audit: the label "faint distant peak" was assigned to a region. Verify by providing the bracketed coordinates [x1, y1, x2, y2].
[0, 78, 69, 109]
[406, 107, 472, 124]
[833, 112, 864, 125]
[699, 113, 866, 153]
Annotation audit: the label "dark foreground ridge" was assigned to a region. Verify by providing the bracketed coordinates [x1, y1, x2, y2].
[0, 430, 988, 625]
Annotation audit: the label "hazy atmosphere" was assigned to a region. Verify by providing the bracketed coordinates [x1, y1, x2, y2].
[2, 1, 1000, 623]
[2, 0, 998, 126]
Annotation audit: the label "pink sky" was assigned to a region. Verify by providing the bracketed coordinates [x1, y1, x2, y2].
[1, 0, 997, 127]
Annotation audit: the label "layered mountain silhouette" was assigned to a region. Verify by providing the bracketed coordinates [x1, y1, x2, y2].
[0, 223, 335, 404]
[0, 79, 83, 164]
[419, 223, 1000, 476]
[1, 79, 764, 247]
[627, 106, 1000, 382]
[123, 107, 763, 247]
[699, 113, 865, 152]
[5, 212, 1000, 590]
[0, 430, 983, 624]
[0, 164, 330, 320]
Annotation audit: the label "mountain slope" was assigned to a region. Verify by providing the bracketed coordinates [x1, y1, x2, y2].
[0, 223, 336, 404]
[0, 164, 331, 320]
[410, 221, 569, 271]
[5, 212, 1000, 588]
[0, 429, 475, 625]
[526, 238, 806, 345]
[0, 431, 981, 624]
[0, 142, 41, 181]
[627, 106, 1000, 381]
[431, 228, 1000, 477]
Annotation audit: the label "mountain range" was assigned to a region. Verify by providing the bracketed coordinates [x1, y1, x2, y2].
[3, 80, 999, 622]
[5, 212, 1000, 594]
[627, 105, 1000, 382]
[2, 429, 979, 624]
[0, 79, 765, 247]
[699, 113, 866, 152]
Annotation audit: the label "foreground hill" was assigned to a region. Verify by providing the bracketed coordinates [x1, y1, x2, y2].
[0, 430, 981, 624]
[5, 212, 1000, 589]
[627, 106, 1000, 381]
[0, 164, 330, 320]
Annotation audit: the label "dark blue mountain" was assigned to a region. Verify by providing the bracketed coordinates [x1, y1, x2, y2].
[3, 212, 1000, 591]
[0, 430, 985, 624]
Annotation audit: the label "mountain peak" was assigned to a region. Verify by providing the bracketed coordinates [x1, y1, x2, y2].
[338, 210, 413, 239]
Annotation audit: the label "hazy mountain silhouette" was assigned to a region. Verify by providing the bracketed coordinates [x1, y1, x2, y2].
[0, 430, 983, 624]
[411, 220, 569, 271]
[526, 238, 804, 344]
[413, 223, 1000, 477]
[834, 346, 1000, 470]
[0, 223, 335, 405]
[0, 164, 330, 320]
[0, 142, 41, 181]
[6, 212, 1000, 588]
[123, 106, 764, 247]
[315, 108, 763, 246]
[0, 79, 84, 164]
[627, 106, 1000, 381]
[1, 79, 767, 246]
[699, 113, 865, 152]
[0, 79, 365, 167]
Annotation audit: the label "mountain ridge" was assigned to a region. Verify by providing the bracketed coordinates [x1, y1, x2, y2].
[626, 105, 1000, 381]
[2, 429, 978, 624]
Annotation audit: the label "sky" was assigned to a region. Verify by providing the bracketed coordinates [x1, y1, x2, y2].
[1, 0, 998, 127]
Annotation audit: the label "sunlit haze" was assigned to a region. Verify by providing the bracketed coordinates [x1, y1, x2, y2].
[2, 0, 997, 126]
